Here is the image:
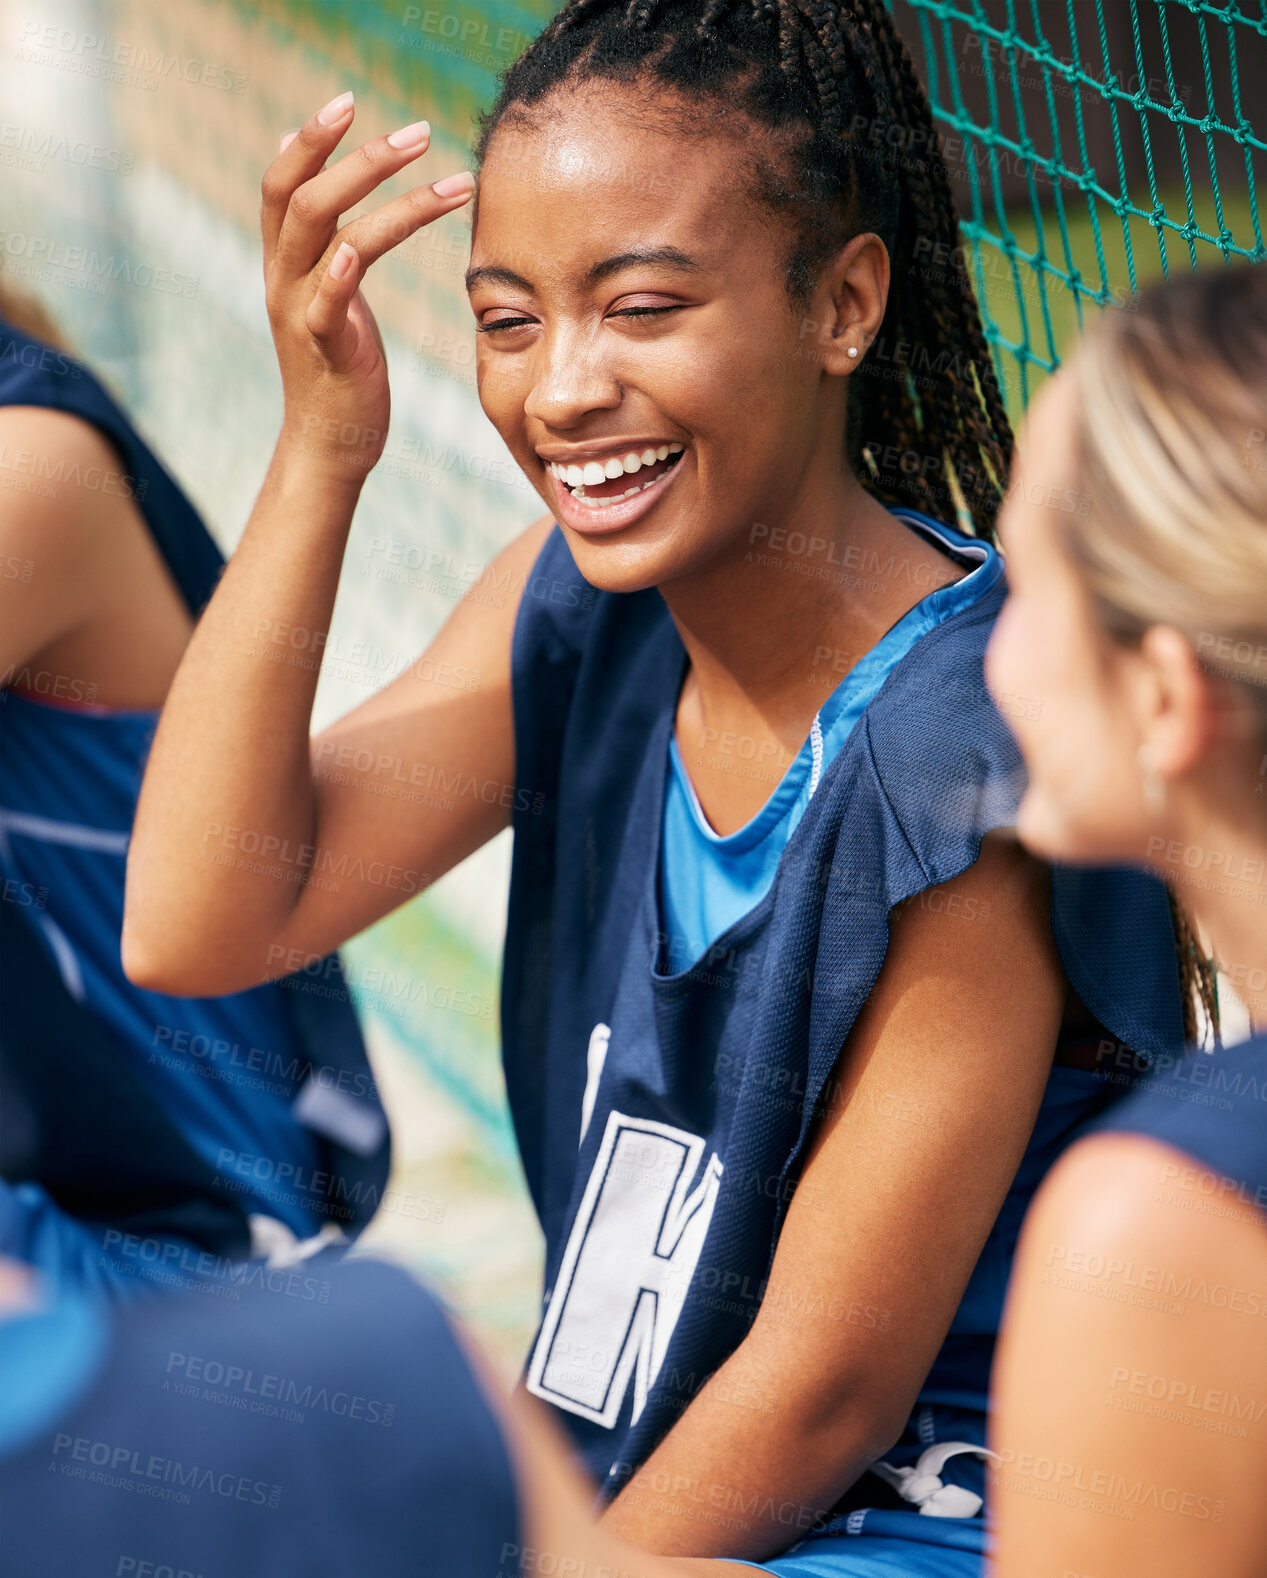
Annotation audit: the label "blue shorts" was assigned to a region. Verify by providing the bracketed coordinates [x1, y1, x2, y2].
[735, 1510, 986, 1577]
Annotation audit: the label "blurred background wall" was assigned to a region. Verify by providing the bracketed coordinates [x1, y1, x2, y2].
[2, 0, 1259, 1372]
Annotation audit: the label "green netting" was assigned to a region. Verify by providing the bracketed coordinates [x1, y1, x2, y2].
[891, 0, 1267, 415]
[261, 0, 1264, 419]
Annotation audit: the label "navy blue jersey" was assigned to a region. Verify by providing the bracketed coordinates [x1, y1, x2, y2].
[0, 1247, 519, 1578]
[1091, 1030, 1267, 1212]
[502, 524, 1184, 1502]
[0, 318, 389, 1258]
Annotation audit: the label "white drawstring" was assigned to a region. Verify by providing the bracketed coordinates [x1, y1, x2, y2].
[807, 713, 824, 800]
[870, 1441, 999, 1518]
[248, 1215, 347, 1269]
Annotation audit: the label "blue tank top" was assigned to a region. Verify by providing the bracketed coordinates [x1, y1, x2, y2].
[0, 319, 388, 1254]
[502, 523, 1184, 1503]
[1, 692, 338, 1239]
[661, 511, 999, 972]
[0, 1242, 519, 1578]
[1092, 1030, 1267, 1210]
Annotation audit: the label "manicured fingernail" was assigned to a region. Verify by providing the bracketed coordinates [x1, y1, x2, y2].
[328, 243, 356, 281]
[279, 129, 299, 153]
[387, 119, 430, 150]
[317, 91, 354, 126]
[431, 170, 474, 198]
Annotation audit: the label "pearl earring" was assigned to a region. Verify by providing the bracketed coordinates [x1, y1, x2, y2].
[846, 346, 859, 359]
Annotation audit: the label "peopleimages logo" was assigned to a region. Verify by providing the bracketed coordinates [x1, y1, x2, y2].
[0, 334, 80, 378]
[99, 1228, 333, 1304]
[0, 121, 134, 173]
[49, 1434, 281, 1507]
[0, 232, 198, 296]
[164, 1352, 395, 1426]
[991, 1448, 1225, 1523]
[17, 22, 247, 92]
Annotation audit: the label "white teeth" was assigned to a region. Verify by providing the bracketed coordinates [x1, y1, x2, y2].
[548, 444, 682, 484]
[550, 443, 685, 503]
[573, 461, 682, 507]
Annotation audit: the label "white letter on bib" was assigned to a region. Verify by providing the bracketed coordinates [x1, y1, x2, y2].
[527, 1111, 723, 1427]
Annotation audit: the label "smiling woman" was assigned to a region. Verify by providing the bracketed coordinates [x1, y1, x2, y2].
[123, 4, 1188, 1576]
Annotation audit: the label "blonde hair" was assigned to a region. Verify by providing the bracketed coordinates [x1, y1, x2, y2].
[1064, 266, 1267, 1042]
[1068, 266, 1267, 717]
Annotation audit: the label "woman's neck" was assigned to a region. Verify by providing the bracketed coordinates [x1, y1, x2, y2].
[660, 467, 962, 723]
[1168, 796, 1267, 1030]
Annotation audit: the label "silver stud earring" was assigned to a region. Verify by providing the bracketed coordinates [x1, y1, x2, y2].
[1138, 743, 1165, 813]
[846, 345, 859, 359]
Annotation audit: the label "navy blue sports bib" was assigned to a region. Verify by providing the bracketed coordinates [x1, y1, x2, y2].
[1092, 1030, 1267, 1210]
[501, 524, 1184, 1498]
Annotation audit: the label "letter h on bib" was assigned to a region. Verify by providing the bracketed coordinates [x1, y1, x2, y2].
[527, 1111, 723, 1428]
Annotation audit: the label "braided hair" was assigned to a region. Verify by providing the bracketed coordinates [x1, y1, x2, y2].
[1166, 888, 1220, 1049]
[473, 0, 1012, 537]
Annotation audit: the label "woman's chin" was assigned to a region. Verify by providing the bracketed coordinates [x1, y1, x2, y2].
[1014, 787, 1094, 866]
[1015, 787, 1143, 870]
[559, 521, 692, 597]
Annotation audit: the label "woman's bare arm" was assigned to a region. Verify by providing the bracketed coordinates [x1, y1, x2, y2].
[125, 500, 550, 995]
[0, 406, 191, 702]
[990, 1134, 1267, 1578]
[124, 95, 546, 995]
[600, 836, 1065, 1560]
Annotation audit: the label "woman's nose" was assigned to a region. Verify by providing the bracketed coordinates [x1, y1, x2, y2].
[523, 330, 623, 427]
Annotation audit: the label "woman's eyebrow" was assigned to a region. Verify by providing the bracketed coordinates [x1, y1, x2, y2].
[465, 245, 703, 295]
[464, 263, 533, 293]
[585, 245, 703, 283]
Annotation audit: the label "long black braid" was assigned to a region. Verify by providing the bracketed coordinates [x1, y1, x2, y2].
[473, 0, 1013, 537]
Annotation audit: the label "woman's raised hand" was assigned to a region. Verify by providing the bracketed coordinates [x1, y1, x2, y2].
[260, 92, 474, 482]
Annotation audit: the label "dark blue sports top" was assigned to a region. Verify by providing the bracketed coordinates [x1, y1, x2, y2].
[0, 319, 389, 1267]
[1092, 1030, 1267, 1212]
[0, 1243, 519, 1578]
[502, 523, 1184, 1503]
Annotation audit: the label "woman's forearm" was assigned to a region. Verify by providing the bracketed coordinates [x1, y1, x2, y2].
[600, 1333, 892, 1561]
[124, 436, 363, 993]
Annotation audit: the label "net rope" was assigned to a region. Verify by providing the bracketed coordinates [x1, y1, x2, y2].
[892, 0, 1267, 407]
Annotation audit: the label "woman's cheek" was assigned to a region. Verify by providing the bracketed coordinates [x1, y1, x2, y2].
[987, 598, 1071, 810]
[985, 596, 1030, 711]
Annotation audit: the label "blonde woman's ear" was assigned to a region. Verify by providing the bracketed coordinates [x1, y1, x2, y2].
[1136, 624, 1216, 782]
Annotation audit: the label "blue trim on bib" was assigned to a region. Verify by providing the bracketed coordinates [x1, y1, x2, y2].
[661, 512, 1001, 972]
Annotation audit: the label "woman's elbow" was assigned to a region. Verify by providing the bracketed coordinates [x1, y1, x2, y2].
[121, 920, 206, 996]
[828, 1395, 910, 1470]
[808, 1360, 915, 1466]
[120, 909, 256, 998]
[772, 1359, 912, 1473]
